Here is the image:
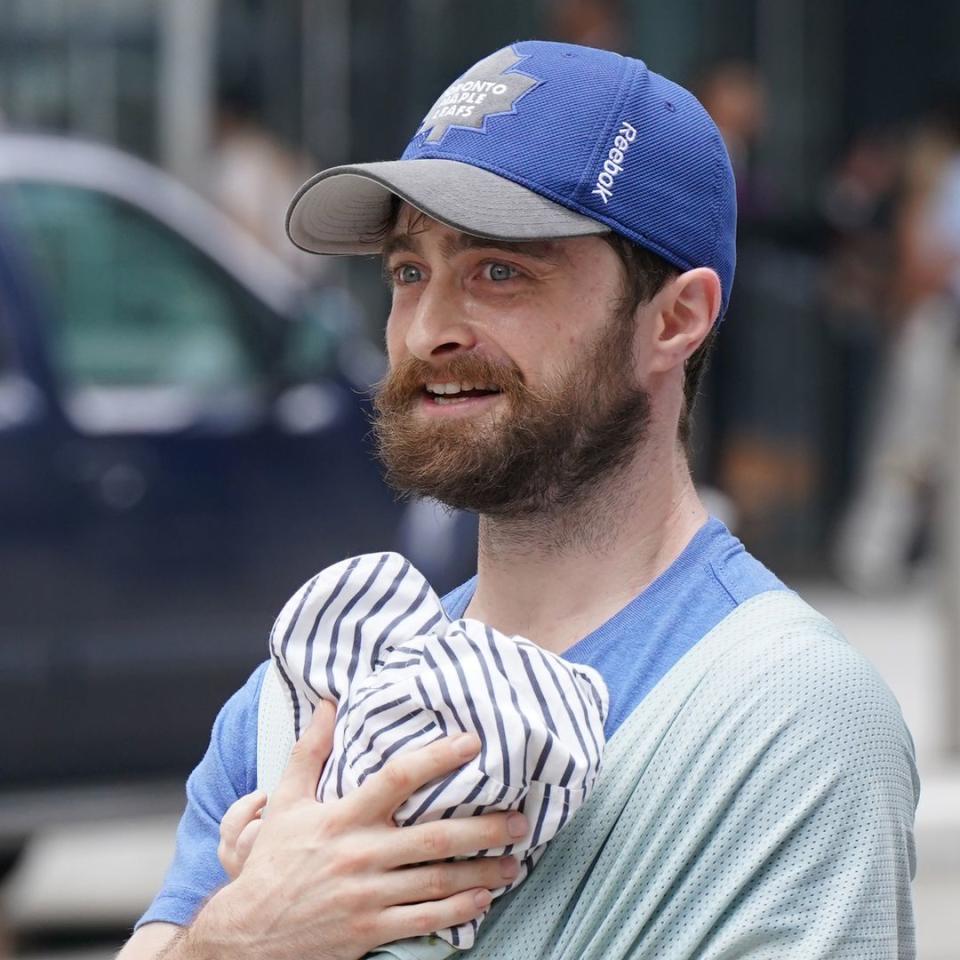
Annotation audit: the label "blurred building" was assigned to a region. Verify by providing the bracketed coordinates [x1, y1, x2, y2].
[4, 0, 960, 571]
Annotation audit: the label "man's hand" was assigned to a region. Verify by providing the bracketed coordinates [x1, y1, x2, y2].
[178, 701, 524, 960]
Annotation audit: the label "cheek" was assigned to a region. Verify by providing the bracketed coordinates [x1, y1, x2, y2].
[511, 314, 590, 383]
[384, 310, 407, 361]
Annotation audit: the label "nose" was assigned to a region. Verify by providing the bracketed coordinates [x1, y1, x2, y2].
[402, 273, 478, 362]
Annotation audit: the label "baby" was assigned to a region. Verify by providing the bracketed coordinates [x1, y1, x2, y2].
[220, 552, 608, 953]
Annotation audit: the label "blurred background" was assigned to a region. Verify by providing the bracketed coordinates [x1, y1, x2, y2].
[0, 0, 958, 957]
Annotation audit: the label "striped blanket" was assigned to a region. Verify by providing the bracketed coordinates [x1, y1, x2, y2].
[263, 552, 607, 950]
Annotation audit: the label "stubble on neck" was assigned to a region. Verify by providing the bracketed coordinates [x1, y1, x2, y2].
[476, 452, 650, 560]
[465, 436, 706, 653]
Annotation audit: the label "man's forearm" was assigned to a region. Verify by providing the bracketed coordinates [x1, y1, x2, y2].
[115, 922, 182, 960]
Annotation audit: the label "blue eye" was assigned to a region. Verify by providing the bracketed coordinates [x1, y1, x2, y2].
[487, 263, 517, 282]
[397, 264, 422, 284]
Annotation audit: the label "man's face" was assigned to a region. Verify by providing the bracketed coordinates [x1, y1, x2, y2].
[373, 208, 652, 516]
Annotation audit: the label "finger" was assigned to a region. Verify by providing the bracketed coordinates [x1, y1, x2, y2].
[217, 838, 241, 881]
[219, 790, 266, 848]
[235, 819, 262, 864]
[379, 888, 492, 944]
[350, 732, 481, 823]
[381, 811, 529, 869]
[381, 856, 519, 906]
[270, 700, 337, 806]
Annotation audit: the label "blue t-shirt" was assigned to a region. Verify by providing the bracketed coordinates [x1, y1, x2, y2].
[138, 517, 785, 928]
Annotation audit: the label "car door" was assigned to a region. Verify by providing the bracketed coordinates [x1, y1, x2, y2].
[0, 179, 400, 785]
[0, 217, 78, 790]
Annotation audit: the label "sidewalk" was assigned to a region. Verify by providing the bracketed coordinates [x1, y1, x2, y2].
[801, 580, 960, 960]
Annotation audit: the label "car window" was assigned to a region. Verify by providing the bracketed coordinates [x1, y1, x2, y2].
[0, 182, 275, 392]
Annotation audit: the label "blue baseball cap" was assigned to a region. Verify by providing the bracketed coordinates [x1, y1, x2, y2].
[287, 40, 737, 316]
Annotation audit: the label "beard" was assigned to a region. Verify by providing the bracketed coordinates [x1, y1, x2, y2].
[372, 300, 651, 518]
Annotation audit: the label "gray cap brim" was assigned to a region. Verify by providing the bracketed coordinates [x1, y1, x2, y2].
[286, 158, 608, 254]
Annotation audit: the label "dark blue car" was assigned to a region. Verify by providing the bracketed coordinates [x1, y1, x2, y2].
[0, 135, 476, 849]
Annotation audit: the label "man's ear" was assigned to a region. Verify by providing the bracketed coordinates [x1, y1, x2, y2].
[647, 268, 721, 374]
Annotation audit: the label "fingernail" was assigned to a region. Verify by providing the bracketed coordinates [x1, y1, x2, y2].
[507, 813, 528, 838]
[474, 889, 492, 909]
[500, 856, 519, 880]
[453, 733, 480, 758]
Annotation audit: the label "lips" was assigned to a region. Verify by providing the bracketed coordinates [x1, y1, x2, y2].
[376, 355, 521, 415]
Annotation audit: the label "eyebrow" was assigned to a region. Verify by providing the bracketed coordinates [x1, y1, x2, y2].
[381, 230, 566, 265]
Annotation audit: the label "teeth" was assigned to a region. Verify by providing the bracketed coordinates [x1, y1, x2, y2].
[425, 382, 500, 395]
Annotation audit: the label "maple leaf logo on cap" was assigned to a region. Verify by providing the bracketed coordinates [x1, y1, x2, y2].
[417, 47, 539, 144]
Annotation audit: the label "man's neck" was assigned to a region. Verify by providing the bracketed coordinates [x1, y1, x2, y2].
[462, 445, 707, 654]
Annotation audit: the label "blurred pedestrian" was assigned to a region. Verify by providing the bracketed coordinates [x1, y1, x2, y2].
[696, 61, 770, 222]
[206, 81, 313, 271]
[819, 128, 903, 526]
[695, 61, 821, 562]
[836, 102, 960, 591]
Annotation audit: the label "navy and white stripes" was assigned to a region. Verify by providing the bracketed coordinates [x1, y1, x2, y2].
[269, 552, 608, 950]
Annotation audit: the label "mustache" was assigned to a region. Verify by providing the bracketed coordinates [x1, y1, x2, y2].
[375, 353, 533, 405]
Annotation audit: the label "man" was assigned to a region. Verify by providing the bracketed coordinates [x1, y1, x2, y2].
[121, 41, 918, 960]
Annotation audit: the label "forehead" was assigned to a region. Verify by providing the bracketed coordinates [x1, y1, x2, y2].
[383, 203, 572, 265]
